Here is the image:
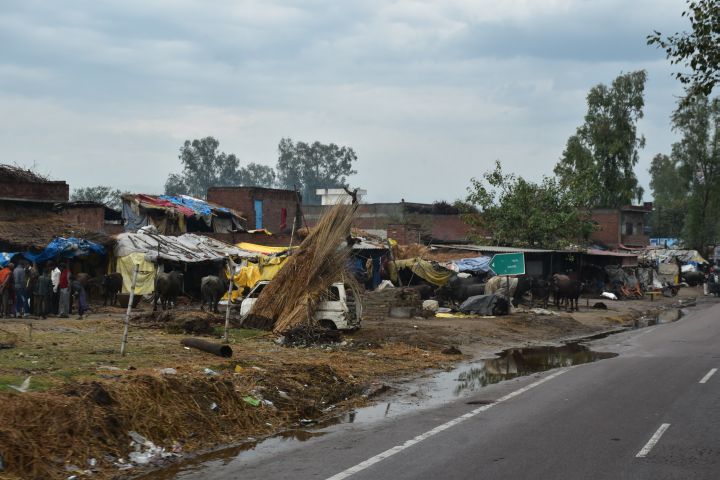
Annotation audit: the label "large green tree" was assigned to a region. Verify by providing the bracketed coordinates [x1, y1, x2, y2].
[648, 154, 686, 238]
[276, 138, 357, 204]
[670, 95, 720, 251]
[648, 0, 720, 97]
[554, 71, 647, 208]
[465, 161, 595, 248]
[165, 137, 275, 198]
[71, 186, 124, 210]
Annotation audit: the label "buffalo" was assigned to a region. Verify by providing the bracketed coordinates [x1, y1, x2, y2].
[531, 279, 551, 309]
[102, 273, 123, 306]
[200, 275, 229, 313]
[154, 271, 184, 311]
[551, 274, 584, 312]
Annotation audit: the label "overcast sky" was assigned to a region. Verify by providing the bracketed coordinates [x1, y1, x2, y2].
[1, 0, 691, 203]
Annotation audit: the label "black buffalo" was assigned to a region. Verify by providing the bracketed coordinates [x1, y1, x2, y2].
[154, 271, 184, 311]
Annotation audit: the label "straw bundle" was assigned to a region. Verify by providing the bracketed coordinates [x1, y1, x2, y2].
[244, 202, 358, 333]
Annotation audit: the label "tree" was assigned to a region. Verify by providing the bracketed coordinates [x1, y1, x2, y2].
[71, 186, 124, 210]
[554, 71, 647, 208]
[648, 0, 720, 97]
[165, 137, 276, 198]
[670, 95, 720, 251]
[276, 138, 357, 204]
[648, 154, 686, 238]
[465, 161, 595, 248]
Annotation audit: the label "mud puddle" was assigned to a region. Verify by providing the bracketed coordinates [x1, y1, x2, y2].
[633, 308, 685, 329]
[143, 341, 617, 479]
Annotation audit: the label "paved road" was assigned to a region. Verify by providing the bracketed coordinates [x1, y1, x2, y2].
[172, 301, 720, 480]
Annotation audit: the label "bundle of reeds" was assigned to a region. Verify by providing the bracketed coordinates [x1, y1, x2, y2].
[243, 202, 358, 333]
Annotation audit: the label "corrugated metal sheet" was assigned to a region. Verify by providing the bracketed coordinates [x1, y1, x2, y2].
[433, 244, 554, 253]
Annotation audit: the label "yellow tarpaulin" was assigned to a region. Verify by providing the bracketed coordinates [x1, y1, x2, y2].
[225, 255, 290, 300]
[391, 258, 453, 287]
[116, 253, 156, 295]
[236, 242, 296, 255]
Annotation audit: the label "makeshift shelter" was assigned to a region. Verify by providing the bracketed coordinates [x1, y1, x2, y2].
[114, 231, 258, 294]
[122, 194, 246, 235]
[390, 258, 454, 287]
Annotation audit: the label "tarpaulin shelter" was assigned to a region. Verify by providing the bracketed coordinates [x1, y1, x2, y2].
[0, 252, 16, 267]
[114, 232, 259, 294]
[122, 194, 246, 235]
[390, 258, 453, 287]
[22, 237, 105, 263]
[445, 256, 492, 274]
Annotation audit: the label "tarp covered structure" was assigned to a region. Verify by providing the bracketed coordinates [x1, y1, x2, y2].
[122, 194, 246, 235]
[116, 232, 258, 263]
[1, 237, 106, 267]
[390, 258, 453, 286]
[0, 252, 17, 267]
[445, 256, 492, 274]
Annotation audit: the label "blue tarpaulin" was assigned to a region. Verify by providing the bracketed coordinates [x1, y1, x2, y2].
[21, 237, 106, 263]
[452, 256, 492, 273]
[0, 252, 18, 267]
[159, 195, 230, 216]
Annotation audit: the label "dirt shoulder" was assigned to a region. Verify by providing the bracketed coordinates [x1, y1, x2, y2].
[0, 288, 700, 479]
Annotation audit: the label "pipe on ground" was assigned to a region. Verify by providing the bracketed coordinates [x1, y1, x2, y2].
[181, 338, 233, 358]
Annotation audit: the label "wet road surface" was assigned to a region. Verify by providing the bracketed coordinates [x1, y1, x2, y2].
[162, 302, 720, 479]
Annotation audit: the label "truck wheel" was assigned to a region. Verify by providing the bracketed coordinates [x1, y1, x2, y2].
[319, 320, 337, 330]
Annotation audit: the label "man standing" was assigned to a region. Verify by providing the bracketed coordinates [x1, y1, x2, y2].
[50, 261, 60, 315]
[0, 262, 13, 318]
[13, 261, 28, 318]
[37, 267, 53, 319]
[58, 264, 71, 318]
[72, 277, 88, 319]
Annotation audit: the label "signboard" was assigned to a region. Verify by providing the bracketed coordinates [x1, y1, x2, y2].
[489, 253, 525, 276]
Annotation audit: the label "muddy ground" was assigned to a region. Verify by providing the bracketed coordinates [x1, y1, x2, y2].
[0, 287, 703, 480]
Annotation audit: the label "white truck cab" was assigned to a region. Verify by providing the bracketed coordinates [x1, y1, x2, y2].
[240, 281, 362, 330]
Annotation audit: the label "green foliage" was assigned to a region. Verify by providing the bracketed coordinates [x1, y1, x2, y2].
[276, 138, 357, 204]
[165, 137, 275, 198]
[70, 186, 124, 210]
[648, 0, 720, 97]
[465, 161, 595, 249]
[648, 154, 686, 238]
[555, 71, 647, 208]
[670, 95, 720, 251]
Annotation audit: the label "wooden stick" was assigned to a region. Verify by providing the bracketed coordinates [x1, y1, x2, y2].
[120, 264, 139, 356]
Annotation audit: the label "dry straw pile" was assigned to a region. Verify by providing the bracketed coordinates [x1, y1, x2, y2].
[244, 202, 358, 334]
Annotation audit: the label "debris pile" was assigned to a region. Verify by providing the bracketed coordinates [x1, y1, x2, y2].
[244, 202, 358, 334]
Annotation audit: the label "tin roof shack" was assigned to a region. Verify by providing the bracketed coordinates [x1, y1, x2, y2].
[56, 201, 124, 235]
[304, 201, 475, 244]
[121, 194, 246, 236]
[591, 203, 653, 248]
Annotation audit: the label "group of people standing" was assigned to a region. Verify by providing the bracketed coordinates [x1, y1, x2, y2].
[0, 260, 88, 319]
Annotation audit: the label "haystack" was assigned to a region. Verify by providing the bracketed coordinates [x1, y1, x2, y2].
[244, 202, 357, 334]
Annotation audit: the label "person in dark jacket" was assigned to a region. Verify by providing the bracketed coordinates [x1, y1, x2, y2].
[13, 262, 28, 318]
[37, 267, 53, 319]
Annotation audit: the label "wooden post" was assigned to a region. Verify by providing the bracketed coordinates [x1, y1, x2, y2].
[223, 259, 234, 343]
[120, 264, 139, 356]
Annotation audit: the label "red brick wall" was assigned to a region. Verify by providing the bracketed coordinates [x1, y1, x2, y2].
[590, 210, 620, 246]
[60, 206, 105, 231]
[387, 224, 422, 245]
[207, 187, 299, 234]
[204, 231, 296, 247]
[0, 181, 69, 202]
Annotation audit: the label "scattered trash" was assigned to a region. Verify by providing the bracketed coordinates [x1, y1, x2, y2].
[157, 368, 177, 375]
[299, 418, 316, 425]
[243, 396, 261, 407]
[529, 308, 556, 316]
[203, 368, 219, 376]
[276, 390, 291, 400]
[88, 458, 97, 467]
[97, 365, 123, 372]
[9, 376, 31, 393]
[262, 399, 274, 407]
[210, 402, 219, 412]
[234, 365, 243, 373]
[601, 292, 618, 300]
[126, 431, 179, 467]
[422, 300, 439, 313]
[377, 280, 395, 290]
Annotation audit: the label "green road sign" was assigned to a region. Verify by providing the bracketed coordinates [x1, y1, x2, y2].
[489, 253, 525, 276]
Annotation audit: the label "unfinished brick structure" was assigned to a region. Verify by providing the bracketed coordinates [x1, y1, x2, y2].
[207, 187, 301, 234]
[590, 203, 653, 248]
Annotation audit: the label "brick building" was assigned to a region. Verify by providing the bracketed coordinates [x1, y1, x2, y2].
[57, 201, 124, 235]
[590, 203, 653, 248]
[207, 186, 301, 234]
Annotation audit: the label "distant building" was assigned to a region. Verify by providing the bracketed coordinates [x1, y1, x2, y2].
[207, 186, 301, 234]
[315, 188, 367, 205]
[590, 203, 653, 249]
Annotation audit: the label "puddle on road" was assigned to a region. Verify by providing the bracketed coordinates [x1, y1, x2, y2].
[633, 308, 685, 329]
[143, 341, 620, 479]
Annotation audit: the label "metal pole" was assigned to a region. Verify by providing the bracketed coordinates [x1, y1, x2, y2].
[120, 264, 139, 356]
[223, 258, 234, 343]
[288, 216, 296, 250]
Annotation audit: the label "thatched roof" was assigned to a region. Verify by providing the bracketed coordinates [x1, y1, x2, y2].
[0, 164, 49, 183]
[0, 216, 114, 251]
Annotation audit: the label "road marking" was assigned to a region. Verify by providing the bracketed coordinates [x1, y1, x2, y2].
[699, 368, 717, 384]
[325, 368, 570, 480]
[636, 423, 671, 458]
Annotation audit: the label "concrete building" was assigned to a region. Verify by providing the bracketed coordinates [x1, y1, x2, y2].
[316, 188, 367, 205]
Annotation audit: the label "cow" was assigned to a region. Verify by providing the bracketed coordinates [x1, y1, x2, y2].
[200, 275, 229, 313]
[484, 275, 535, 307]
[551, 274, 585, 312]
[530, 279, 552, 309]
[154, 271, 184, 311]
[102, 273, 123, 306]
